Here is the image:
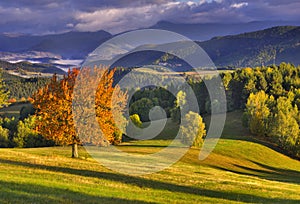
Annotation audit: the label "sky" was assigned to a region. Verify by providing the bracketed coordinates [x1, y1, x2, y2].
[0, 0, 299, 35]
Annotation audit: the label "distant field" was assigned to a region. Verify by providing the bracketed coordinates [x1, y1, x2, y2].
[0, 102, 31, 118]
[0, 111, 300, 203]
[136, 67, 231, 76]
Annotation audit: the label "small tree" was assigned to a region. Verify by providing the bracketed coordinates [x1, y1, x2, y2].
[271, 96, 299, 152]
[0, 69, 9, 108]
[171, 90, 187, 123]
[245, 91, 272, 136]
[130, 114, 142, 128]
[129, 98, 154, 121]
[0, 126, 9, 147]
[180, 111, 206, 147]
[126, 114, 143, 138]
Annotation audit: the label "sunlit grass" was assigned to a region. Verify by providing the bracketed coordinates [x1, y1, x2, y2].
[0, 111, 300, 203]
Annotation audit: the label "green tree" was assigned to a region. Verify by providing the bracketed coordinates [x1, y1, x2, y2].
[0, 126, 9, 147]
[129, 98, 154, 122]
[130, 114, 142, 128]
[13, 115, 51, 148]
[245, 91, 273, 136]
[180, 111, 206, 147]
[0, 69, 9, 108]
[271, 96, 299, 152]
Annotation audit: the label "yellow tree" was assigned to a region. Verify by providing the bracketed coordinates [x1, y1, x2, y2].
[246, 90, 273, 136]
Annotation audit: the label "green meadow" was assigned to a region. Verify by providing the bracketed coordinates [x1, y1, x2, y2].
[0, 111, 300, 203]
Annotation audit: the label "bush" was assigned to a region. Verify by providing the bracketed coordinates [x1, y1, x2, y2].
[180, 111, 206, 147]
[126, 114, 143, 138]
[130, 114, 142, 128]
[0, 126, 9, 147]
[1, 117, 18, 146]
[14, 115, 54, 148]
[129, 98, 154, 121]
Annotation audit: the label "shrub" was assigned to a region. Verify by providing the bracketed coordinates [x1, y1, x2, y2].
[126, 114, 143, 138]
[180, 111, 206, 147]
[129, 98, 154, 121]
[2, 117, 18, 146]
[14, 115, 54, 148]
[0, 126, 9, 147]
[130, 114, 142, 128]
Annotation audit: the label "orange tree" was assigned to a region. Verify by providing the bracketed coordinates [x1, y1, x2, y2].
[32, 67, 127, 157]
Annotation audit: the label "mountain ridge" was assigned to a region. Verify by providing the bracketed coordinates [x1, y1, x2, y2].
[1, 24, 300, 71]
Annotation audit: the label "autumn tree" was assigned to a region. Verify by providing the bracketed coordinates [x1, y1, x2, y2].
[33, 70, 79, 157]
[94, 67, 128, 145]
[33, 66, 127, 157]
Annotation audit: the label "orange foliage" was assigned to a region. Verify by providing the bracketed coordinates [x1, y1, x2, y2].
[8, 98, 17, 103]
[32, 66, 127, 147]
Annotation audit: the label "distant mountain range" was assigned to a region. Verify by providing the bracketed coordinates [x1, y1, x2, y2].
[110, 26, 300, 69]
[150, 20, 300, 41]
[0, 30, 111, 59]
[1, 21, 300, 74]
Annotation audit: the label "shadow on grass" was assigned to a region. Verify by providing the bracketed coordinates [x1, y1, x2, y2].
[0, 180, 152, 204]
[219, 110, 300, 160]
[213, 160, 300, 185]
[0, 158, 299, 203]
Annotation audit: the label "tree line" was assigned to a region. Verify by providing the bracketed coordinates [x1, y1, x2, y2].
[1, 63, 299, 158]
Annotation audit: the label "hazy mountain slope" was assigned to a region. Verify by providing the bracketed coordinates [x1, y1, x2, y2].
[0, 30, 112, 59]
[31, 30, 112, 59]
[199, 26, 300, 67]
[1, 25, 300, 70]
[150, 20, 300, 41]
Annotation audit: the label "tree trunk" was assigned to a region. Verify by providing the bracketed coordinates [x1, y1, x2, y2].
[72, 143, 79, 158]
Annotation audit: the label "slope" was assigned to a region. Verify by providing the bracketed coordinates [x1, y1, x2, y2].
[0, 111, 299, 203]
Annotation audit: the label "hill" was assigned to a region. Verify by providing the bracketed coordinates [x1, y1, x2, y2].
[92, 26, 300, 70]
[0, 30, 112, 59]
[150, 20, 300, 41]
[199, 26, 300, 67]
[0, 60, 66, 75]
[2, 25, 300, 70]
[0, 111, 299, 203]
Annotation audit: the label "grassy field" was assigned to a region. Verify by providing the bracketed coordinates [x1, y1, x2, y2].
[0, 111, 300, 203]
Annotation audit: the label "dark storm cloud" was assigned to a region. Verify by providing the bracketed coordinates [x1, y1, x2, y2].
[0, 0, 299, 34]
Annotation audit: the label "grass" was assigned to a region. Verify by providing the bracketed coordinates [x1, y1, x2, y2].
[0, 110, 300, 203]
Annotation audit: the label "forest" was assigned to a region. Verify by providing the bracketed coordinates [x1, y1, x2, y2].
[0, 62, 299, 158]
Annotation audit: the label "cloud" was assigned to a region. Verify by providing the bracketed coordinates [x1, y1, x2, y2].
[230, 2, 248, 9]
[74, 2, 196, 33]
[0, 0, 300, 34]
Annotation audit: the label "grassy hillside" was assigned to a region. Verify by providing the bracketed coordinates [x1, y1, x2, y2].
[0, 111, 300, 203]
